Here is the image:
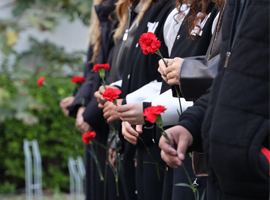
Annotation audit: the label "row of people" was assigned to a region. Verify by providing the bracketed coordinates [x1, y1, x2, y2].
[60, 0, 269, 200]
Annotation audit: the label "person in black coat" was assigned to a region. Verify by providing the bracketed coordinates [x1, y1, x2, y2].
[95, 0, 176, 199]
[159, 0, 269, 200]
[65, 0, 121, 199]
[117, 1, 222, 200]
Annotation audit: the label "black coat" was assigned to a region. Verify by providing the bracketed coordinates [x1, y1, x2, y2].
[69, 2, 117, 200]
[178, 0, 269, 199]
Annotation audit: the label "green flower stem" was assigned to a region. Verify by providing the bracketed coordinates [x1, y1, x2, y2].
[101, 78, 106, 89]
[155, 49, 168, 68]
[174, 86, 183, 114]
[112, 125, 120, 196]
[88, 145, 104, 181]
[182, 163, 196, 195]
[155, 49, 183, 115]
[99, 70, 106, 89]
[138, 136, 161, 180]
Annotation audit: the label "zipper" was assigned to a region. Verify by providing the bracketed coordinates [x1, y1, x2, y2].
[223, 0, 249, 68]
[224, 52, 231, 68]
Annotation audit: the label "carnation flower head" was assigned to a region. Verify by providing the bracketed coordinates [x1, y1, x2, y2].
[71, 76, 85, 83]
[102, 88, 121, 103]
[82, 131, 96, 144]
[143, 105, 167, 124]
[36, 77, 45, 86]
[139, 32, 161, 55]
[93, 63, 110, 72]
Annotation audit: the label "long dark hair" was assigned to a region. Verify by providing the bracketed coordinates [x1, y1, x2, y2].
[176, 0, 222, 38]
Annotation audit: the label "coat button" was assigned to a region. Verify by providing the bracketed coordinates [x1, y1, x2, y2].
[136, 43, 139, 48]
[127, 74, 130, 79]
[177, 35, 180, 40]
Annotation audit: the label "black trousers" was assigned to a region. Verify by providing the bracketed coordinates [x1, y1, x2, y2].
[119, 141, 138, 200]
[136, 141, 166, 200]
[162, 154, 208, 200]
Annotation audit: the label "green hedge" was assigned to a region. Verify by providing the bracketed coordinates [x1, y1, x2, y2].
[0, 76, 84, 193]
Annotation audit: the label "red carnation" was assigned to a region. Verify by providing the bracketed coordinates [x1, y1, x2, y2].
[71, 76, 85, 83]
[82, 131, 96, 144]
[93, 63, 110, 72]
[143, 105, 167, 124]
[36, 77, 45, 86]
[139, 32, 161, 55]
[102, 88, 121, 103]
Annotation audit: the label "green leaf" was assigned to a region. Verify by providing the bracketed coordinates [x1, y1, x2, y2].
[200, 189, 206, 200]
[175, 183, 194, 190]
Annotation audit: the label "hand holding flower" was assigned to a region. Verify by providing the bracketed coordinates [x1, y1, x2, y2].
[122, 121, 141, 145]
[117, 102, 145, 125]
[159, 125, 193, 168]
[76, 107, 91, 133]
[59, 96, 74, 116]
[103, 99, 123, 123]
[94, 85, 119, 108]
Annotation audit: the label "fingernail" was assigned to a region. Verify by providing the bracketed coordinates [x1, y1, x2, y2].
[179, 153, 185, 160]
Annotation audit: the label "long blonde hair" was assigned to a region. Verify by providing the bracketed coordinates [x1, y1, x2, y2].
[87, 0, 103, 63]
[113, 0, 152, 41]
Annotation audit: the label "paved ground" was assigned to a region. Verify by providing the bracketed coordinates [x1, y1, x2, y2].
[0, 194, 85, 200]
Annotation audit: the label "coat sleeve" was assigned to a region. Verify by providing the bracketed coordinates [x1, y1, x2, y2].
[177, 87, 211, 152]
[68, 68, 96, 118]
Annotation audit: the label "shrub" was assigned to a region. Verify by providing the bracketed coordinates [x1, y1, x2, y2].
[0, 75, 84, 193]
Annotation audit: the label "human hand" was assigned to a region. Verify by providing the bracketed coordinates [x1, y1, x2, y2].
[108, 148, 116, 171]
[94, 85, 107, 109]
[158, 58, 173, 82]
[117, 102, 145, 125]
[94, 85, 120, 109]
[122, 122, 142, 145]
[76, 107, 91, 133]
[164, 57, 184, 86]
[59, 96, 74, 116]
[159, 125, 193, 168]
[103, 99, 123, 123]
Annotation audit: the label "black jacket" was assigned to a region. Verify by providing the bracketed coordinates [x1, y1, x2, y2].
[68, 4, 116, 119]
[178, 0, 269, 199]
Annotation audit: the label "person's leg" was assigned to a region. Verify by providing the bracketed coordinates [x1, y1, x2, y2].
[171, 155, 208, 200]
[136, 149, 144, 200]
[142, 144, 166, 200]
[161, 166, 173, 200]
[120, 141, 138, 200]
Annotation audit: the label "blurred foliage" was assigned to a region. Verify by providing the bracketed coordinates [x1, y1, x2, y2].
[0, 0, 90, 194]
[0, 75, 84, 192]
[15, 37, 85, 76]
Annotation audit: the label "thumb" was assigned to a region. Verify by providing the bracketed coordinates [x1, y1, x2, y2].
[136, 125, 143, 134]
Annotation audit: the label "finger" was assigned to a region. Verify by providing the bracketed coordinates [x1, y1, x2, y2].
[126, 123, 139, 137]
[99, 86, 106, 94]
[136, 125, 142, 134]
[107, 115, 116, 123]
[167, 78, 180, 86]
[166, 71, 177, 80]
[124, 136, 137, 145]
[160, 150, 181, 168]
[94, 91, 101, 99]
[117, 105, 131, 113]
[164, 66, 173, 75]
[161, 75, 168, 82]
[98, 103, 105, 109]
[177, 134, 191, 162]
[159, 136, 177, 156]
